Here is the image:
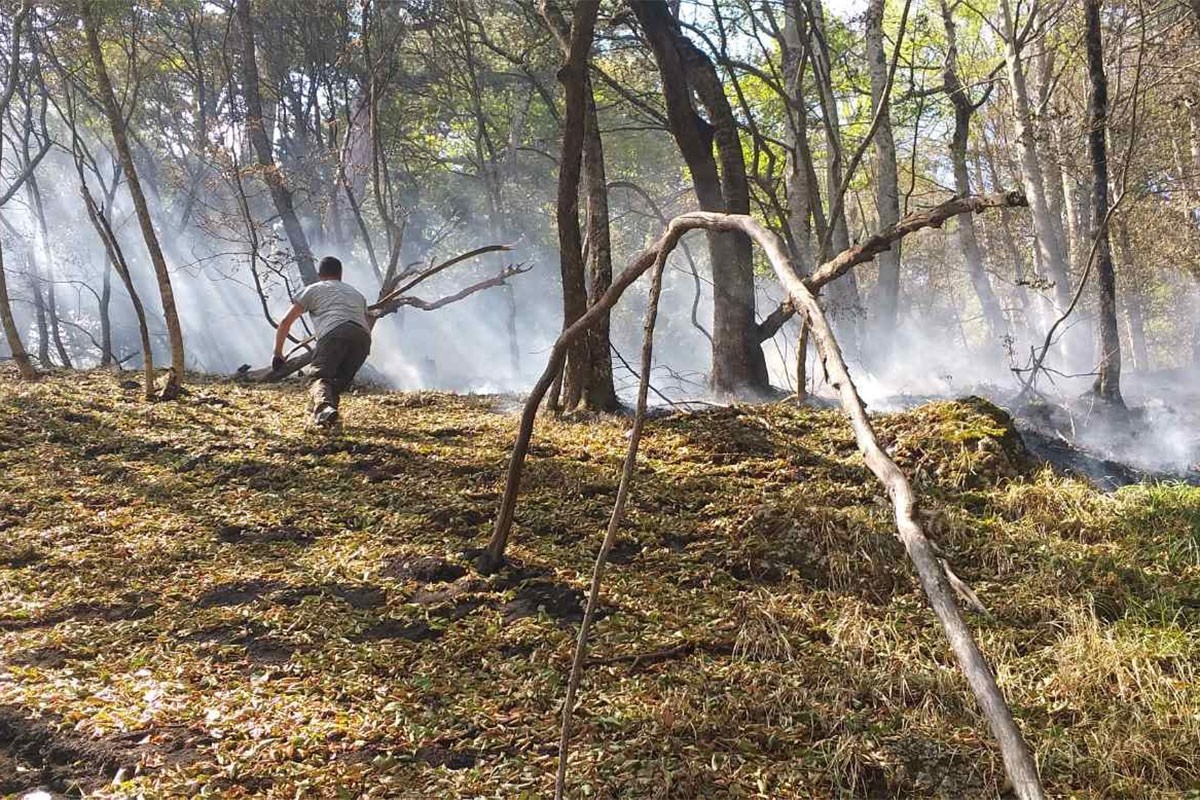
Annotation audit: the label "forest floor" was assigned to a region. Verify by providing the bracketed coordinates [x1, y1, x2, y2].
[0, 368, 1198, 799]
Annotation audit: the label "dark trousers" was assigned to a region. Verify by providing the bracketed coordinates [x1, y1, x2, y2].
[309, 322, 371, 411]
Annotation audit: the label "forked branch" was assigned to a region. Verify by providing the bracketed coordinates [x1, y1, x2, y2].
[488, 197, 1043, 800]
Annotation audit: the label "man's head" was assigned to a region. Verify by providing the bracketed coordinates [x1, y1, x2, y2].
[317, 256, 343, 281]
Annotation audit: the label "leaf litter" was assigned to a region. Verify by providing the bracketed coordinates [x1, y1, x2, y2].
[0, 369, 1196, 797]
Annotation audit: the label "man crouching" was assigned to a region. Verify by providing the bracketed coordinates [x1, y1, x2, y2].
[272, 256, 372, 428]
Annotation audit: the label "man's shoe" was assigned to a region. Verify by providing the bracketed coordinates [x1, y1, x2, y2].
[314, 405, 340, 428]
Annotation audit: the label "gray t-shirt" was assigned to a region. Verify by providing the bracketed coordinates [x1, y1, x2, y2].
[293, 280, 371, 340]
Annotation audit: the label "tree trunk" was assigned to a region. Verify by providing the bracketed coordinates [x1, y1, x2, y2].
[1114, 219, 1148, 372]
[782, 0, 818, 398]
[31, 269, 49, 366]
[809, 0, 860, 353]
[0, 240, 36, 379]
[979, 130, 1033, 335]
[82, 0, 185, 398]
[781, 1, 815, 270]
[45, 283, 71, 369]
[235, 0, 317, 285]
[1085, 0, 1122, 405]
[99, 252, 113, 367]
[865, 0, 901, 349]
[579, 83, 618, 411]
[546, 1, 599, 412]
[999, 0, 1071, 320]
[631, 0, 769, 396]
[26, 176, 72, 368]
[0, 1, 37, 380]
[941, 0, 1004, 344]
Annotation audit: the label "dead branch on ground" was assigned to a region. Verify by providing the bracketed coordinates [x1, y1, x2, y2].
[486, 194, 1043, 800]
[555, 250, 667, 800]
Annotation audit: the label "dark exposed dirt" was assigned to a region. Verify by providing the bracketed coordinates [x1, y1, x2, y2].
[415, 743, 477, 770]
[501, 580, 595, 625]
[385, 556, 467, 584]
[195, 580, 281, 608]
[354, 619, 444, 642]
[0, 705, 201, 795]
[216, 524, 315, 545]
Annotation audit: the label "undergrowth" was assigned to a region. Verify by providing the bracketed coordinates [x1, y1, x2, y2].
[0, 369, 1196, 798]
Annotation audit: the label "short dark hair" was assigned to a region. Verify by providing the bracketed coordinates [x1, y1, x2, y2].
[318, 256, 343, 279]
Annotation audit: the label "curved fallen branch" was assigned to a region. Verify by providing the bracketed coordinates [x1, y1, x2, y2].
[488, 195, 1043, 799]
[758, 190, 1028, 339]
[555, 252, 667, 800]
[481, 191, 1027, 570]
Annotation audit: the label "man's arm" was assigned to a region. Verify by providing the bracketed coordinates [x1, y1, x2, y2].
[272, 302, 305, 368]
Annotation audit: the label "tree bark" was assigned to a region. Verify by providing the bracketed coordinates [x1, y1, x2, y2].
[0, 242, 36, 379]
[781, 1, 815, 270]
[1085, 0, 1123, 404]
[941, 0, 1005, 343]
[808, 0, 861, 352]
[781, 0, 818, 398]
[99, 253, 113, 367]
[979, 129, 1033, 334]
[999, 0, 1071, 320]
[579, 84, 618, 411]
[31, 269, 49, 366]
[235, 0, 318, 286]
[26, 175, 72, 368]
[0, 0, 36, 379]
[82, 0, 185, 398]
[542, 1, 618, 412]
[631, 0, 770, 396]
[865, 0, 901, 348]
[1114, 219, 1148, 372]
[545, 1, 599, 412]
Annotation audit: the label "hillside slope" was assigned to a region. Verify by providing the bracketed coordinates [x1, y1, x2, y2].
[0, 369, 1197, 798]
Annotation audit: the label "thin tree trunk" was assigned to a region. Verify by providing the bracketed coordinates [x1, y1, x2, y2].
[82, 0, 185, 398]
[99, 252, 113, 367]
[235, 0, 317, 285]
[45, 283, 71, 369]
[0, 2, 35, 379]
[782, 0, 817, 398]
[554, 254, 666, 800]
[26, 176, 72, 368]
[866, 0, 901, 350]
[31, 269, 49, 366]
[1114, 219, 1148, 372]
[979, 130, 1033, 334]
[942, 0, 1005, 343]
[809, 0, 861, 353]
[1085, 0, 1122, 404]
[999, 0, 1071, 319]
[0, 240, 36, 379]
[71, 135, 157, 397]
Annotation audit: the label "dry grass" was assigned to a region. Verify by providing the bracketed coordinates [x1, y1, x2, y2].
[0, 369, 1197, 798]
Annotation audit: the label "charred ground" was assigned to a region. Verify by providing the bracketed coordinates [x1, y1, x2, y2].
[0, 369, 1197, 798]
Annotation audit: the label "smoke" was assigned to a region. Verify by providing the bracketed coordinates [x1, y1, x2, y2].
[3, 144, 1198, 479]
